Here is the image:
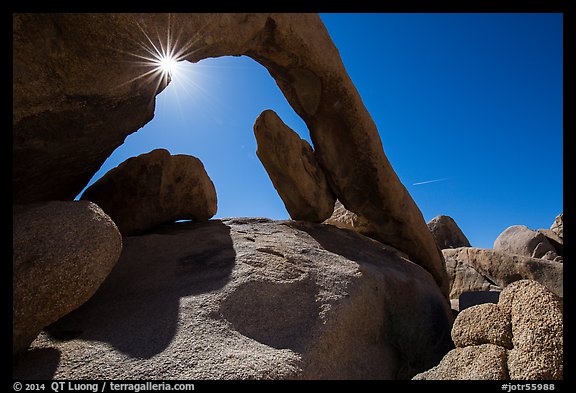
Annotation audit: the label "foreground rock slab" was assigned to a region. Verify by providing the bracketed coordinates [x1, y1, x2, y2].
[13, 219, 453, 380]
[81, 149, 217, 236]
[254, 110, 335, 222]
[13, 201, 122, 354]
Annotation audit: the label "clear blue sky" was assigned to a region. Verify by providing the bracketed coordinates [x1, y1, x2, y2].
[78, 13, 563, 249]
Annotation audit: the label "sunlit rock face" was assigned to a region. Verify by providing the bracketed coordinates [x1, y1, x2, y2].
[427, 215, 471, 250]
[254, 109, 336, 222]
[13, 13, 448, 295]
[414, 280, 563, 380]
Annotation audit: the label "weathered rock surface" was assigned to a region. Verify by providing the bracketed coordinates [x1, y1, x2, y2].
[13, 201, 122, 354]
[323, 201, 409, 259]
[414, 279, 563, 380]
[550, 213, 563, 239]
[537, 229, 563, 258]
[444, 253, 501, 299]
[427, 215, 471, 249]
[81, 149, 217, 236]
[499, 280, 563, 380]
[254, 110, 335, 222]
[13, 219, 453, 380]
[413, 344, 509, 380]
[494, 225, 555, 259]
[324, 200, 372, 232]
[13, 13, 448, 296]
[443, 247, 562, 298]
[451, 304, 512, 349]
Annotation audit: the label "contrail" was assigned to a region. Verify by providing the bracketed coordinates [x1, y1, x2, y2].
[412, 177, 451, 186]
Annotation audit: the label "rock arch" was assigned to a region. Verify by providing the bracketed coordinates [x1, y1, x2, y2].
[13, 13, 449, 296]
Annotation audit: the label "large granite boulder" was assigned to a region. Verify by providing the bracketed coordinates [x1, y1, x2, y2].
[254, 109, 335, 222]
[494, 225, 556, 259]
[81, 149, 217, 236]
[451, 303, 512, 349]
[499, 280, 563, 380]
[413, 279, 562, 380]
[13, 13, 448, 296]
[13, 201, 122, 354]
[443, 247, 562, 299]
[13, 219, 453, 380]
[427, 215, 471, 250]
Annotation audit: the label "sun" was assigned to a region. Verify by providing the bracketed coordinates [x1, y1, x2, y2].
[157, 54, 180, 79]
[115, 14, 215, 99]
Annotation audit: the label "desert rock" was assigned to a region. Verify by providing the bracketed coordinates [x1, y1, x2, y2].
[412, 344, 508, 380]
[13, 219, 453, 380]
[254, 110, 335, 222]
[451, 303, 512, 349]
[13, 13, 448, 295]
[324, 200, 372, 231]
[443, 247, 562, 298]
[444, 253, 501, 299]
[414, 279, 563, 380]
[537, 228, 563, 258]
[550, 213, 563, 239]
[427, 215, 471, 249]
[81, 149, 217, 236]
[13, 201, 122, 354]
[493, 225, 555, 259]
[499, 280, 563, 380]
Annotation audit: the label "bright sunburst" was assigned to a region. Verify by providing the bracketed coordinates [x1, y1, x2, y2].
[117, 14, 208, 94]
[158, 54, 179, 77]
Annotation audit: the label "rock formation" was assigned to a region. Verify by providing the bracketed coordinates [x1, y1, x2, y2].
[13, 201, 122, 354]
[537, 229, 563, 259]
[81, 149, 217, 236]
[444, 253, 501, 300]
[493, 225, 556, 259]
[550, 213, 563, 239]
[499, 281, 563, 380]
[13, 219, 453, 380]
[413, 280, 563, 380]
[13, 13, 448, 296]
[451, 304, 512, 349]
[413, 344, 510, 380]
[254, 110, 335, 222]
[443, 247, 562, 299]
[427, 215, 471, 250]
[324, 200, 372, 232]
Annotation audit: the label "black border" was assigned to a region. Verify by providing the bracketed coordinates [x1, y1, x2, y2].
[9, 0, 574, 390]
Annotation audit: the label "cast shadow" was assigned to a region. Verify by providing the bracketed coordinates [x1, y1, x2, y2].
[13, 347, 61, 380]
[43, 220, 236, 359]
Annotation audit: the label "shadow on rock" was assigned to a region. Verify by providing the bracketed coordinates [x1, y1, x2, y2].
[13, 347, 61, 380]
[44, 220, 236, 359]
[287, 220, 455, 378]
[287, 220, 402, 264]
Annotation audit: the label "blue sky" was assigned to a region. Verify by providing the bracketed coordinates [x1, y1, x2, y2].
[78, 13, 563, 249]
